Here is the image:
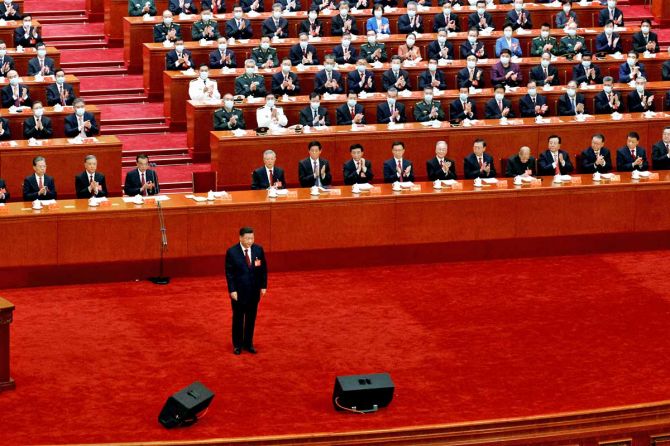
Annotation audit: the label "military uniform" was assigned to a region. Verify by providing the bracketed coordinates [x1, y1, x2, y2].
[413, 100, 446, 122]
[192, 20, 220, 41]
[251, 47, 279, 67]
[214, 107, 246, 130]
[235, 73, 267, 97]
[359, 42, 387, 63]
[559, 35, 586, 55]
[530, 36, 558, 56]
[153, 22, 182, 42]
[188, 77, 221, 101]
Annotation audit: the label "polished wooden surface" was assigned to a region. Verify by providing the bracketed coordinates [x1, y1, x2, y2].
[0, 297, 15, 392]
[0, 135, 122, 199]
[0, 104, 100, 143]
[141, 26, 637, 95]
[0, 74, 81, 106]
[208, 113, 670, 185]
[2, 47, 61, 76]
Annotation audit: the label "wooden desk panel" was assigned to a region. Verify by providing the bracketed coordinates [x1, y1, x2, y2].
[0, 135, 122, 199]
[145, 27, 637, 97]
[0, 104, 100, 144]
[0, 20, 38, 49]
[125, 3, 602, 72]
[4, 47, 61, 76]
[209, 114, 670, 189]
[0, 75, 81, 106]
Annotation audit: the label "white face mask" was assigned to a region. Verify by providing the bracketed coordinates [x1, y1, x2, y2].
[266, 99, 275, 108]
[641, 26, 650, 33]
[466, 60, 476, 69]
[340, 9, 348, 16]
[407, 10, 416, 17]
[627, 57, 636, 65]
[582, 60, 591, 68]
[605, 28, 613, 35]
[75, 107, 85, 116]
[562, 6, 570, 13]
[636, 85, 645, 93]
[374, 10, 382, 18]
[199, 71, 208, 80]
[567, 29, 576, 37]
[503, 30, 512, 38]
[392, 63, 400, 71]
[387, 97, 396, 106]
[428, 63, 437, 72]
[541, 59, 550, 68]
[175, 44, 184, 52]
[406, 38, 415, 46]
[273, 11, 281, 19]
[261, 42, 270, 50]
[459, 93, 468, 101]
[56, 76, 65, 84]
[477, 8, 485, 15]
[567, 88, 576, 97]
[367, 36, 376, 44]
[37, 49, 46, 57]
[494, 93, 504, 101]
[325, 64, 334, 72]
[308, 12, 317, 20]
[163, 17, 172, 24]
[0, 49, 6, 57]
[443, 8, 451, 15]
[9, 77, 18, 86]
[300, 41, 308, 49]
[282, 64, 290, 73]
[514, 2, 523, 11]
[424, 94, 433, 102]
[607, 0, 615, 7]
[245, 67, 254, 75]
[528, 88, 536, 96]
[467, 36, 477, 44]
[218, 44, 227, 51]
[347, 99, 356, 107]
[356, 64, 365, 72]
[603, 85, 612, 94]
[540, 30, 549, 39]
[311, 102, 320, 109]
[233, 11, 242, 19]
[224, 100, 234, 108]
[34, 108, 43, 117]
[202, 14, 211, 21]
[341, 39, 350, 48]
[437, 36, 446, 44]
[500, 56, 510, 64]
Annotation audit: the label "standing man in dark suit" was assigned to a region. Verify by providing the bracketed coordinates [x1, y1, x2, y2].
[23, 156, 56, 201]
[343, 143, 373, 185]
[225, 226, 268, 355]
[75, 154, 108, 199]
[27, 42, 55, 76]
[383, 141, 414, 183]
[299, 92, 329, 127]
[538, 135, 574, 176]
[463, 138, 496, 179]
[632, 19, 658, 54]
[616, 131, 648, 172]
[153, 10, 182, 43]
[298, 140, 332, 187]
[0, 177, 8, 203]
[505, 146, 536, 177]
[580, 133, 612, 173]
[0, 40, 15, 76]
[46, 69, 77, 106]
[377, 88, 406, 124]
[651, 127, 670, 170]
[64, 98, 99, 138]
[14, 15, 41, 48]
[225, 5, 253, 39]
[427, 141, 456, 180]
[251, 149, 285, 189]
[23, 101, 52, 139]
[124, 154, 160, 196]
[449, 87, 477, 121]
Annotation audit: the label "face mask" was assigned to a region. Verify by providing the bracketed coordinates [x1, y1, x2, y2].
[202, 14, 211, 21]
[374, 10, 382, 18]
[540, 30, 549, 39]
[75, 107, 85, 116]
[367, 36, 376, 44]
[245, 67, 254, 75]
[466, 60, 476, 69]
[218, 44, 227, 51]
[282, 64, 290, 73]
[500, 56, 510, 64]
[9, 77, 18, 86]
[424, 94, 433, 102]
[582, 60, 591, 68]
[504, 30, 512, 38]
[311, 102, 320, 109]
[514, 3, 523, 11]
[3, 0, 10, 4]
[567, 29, 576, 37]
[428, 63, 437, 72]
[387, 97, 396, 106]
[175, 44, 184, 52]
[443, 8, 451, 15]
[459, 93, 468, 101]
[541, 59, 550, 68]
[266, 99, 275, 108]
[604, 28, 613, 36]
[467, 36, 477, 44]
[567, 88, 576, 97]
[340, 9, 348, 17]
[477, 8, 485, 15]
[356, 64, 365, 73]
[641, 26, 650, 33]
[56, 76, 65, 84]
[438, 36, 446, 44]
[494, 93, 504, 101]
[341, 39, 350, 48]
[392, 63, 400, 71]
[347, 99, 356, 107]
[164, 17, 172, 24]
[406, 38, 415, 46]
[300, 41, 308, 49]
[34, 108, 43, 117]
[199, 71, 208, 80]
[603, 85, 612, 94]
[407, 10, 416, 17]
[273, 11, 281, 19]
[23, 20, 30, 27]
[607, 0, 615, 7]
[224, 99, 234, 108]
[308, 12, 317, 20]
[37, 49, 46, 58]
[528, 88, 536, 96]
[234, 11, 242, 19]
[627, 57, 636, 65]
[325, 64, 333, 72]
[0, 49, 6, 57]
[636, 85, 645, 93]
[562, 6, 570, 13]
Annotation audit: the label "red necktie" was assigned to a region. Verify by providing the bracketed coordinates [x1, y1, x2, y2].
[244, 248, 251, 267]
[478, 157, 483, 168]
[38, 176, 43, 189]
[269, 169, 274, 185]
[141, 172, 147, 196]
[397, 160, 403, 180]
[439, 159, 444, 168]
[350, 107, 355, 118]
[554, 155, 560, 175]
[630, 149, 635, 158]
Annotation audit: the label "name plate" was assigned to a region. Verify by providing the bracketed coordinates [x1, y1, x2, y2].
[496, 180, 508, 189]
[328, 189, 342, 195]
[571, 176, 582, 184]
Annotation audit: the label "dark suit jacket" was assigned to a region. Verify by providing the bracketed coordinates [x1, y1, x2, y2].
[208, 48, 237, 68]
[64, 112, 99, 137]
[225, 18, 253, 39]
[45, 82, 76, 106]
[23, 116, 52, 139]
[75, 171, 108, 198]
[426, 157, 456, 180]
[0, 117, 10, 140]
[376, 101, 406, 124]
[616, 146, 648, 171]
[449, 98, 476, 121]
[580, 147, 612, 173]
[397, 14, 423, 34]
[288, 43, 319, 66]
[298, 105, 329, 126]
[298, 157, 332, 187]
[1, 84, 30, 108]
[529, 64, 559, 86]
[632, 31, 658, 54]
[14, 25, 41, 48]
[519, 93, 548, 117]
[627, 90, 655, 113]
[27, 57, 55, 76]
[165, 49, 193, 70]
[557, 93, 587, 116]
[418, 69, 447, 91]
[313, 69, 344, 94]
[597, 7, 624, 26]
[299, 19, 324, 37]
[0, 2, 21, 20]
[124, 169, 160, 195]
[491, 62, 522, 87]
[505, 155, 536, 177]
[0, 178, 9, 203]
[459, 40, 486, 59]
[427, 40, 454, 61]
[168, 0, 197, 14]
[506, 9, 532, 29]
[432, 12, 460, 32]
[381, 69, 411, 91]
[652, 141, 670, 170]
[595, 32, 623, 54]
[467, 12, 493, 30]
[619, 62, 646, 83]
[251, 166, 285, 189]
[23, 174, 56, 201]
[347, 69, 375, 94]
[225, 243, 267, 303]
[335, 103, 365, 125]
[572, 63, 601, 85]
[383, 158, 414, 183]
[261, 17, 288, 37]
[330, 14, 358, 36]
[271, 71, 301, 96]
[0, 54, 15, 75]
[593, 90, 621, 114]
[343, 159, 374, 185]
[332, 44, 358, 64]
[484, 98, 514, 119]
[240, 0, 264, 11]
[538, 149, 574, 175]
[456, 67, 484, 89]
[463, 152, 496, 179]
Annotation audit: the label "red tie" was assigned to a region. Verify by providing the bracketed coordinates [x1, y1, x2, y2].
[478, 157, 483, 168]
[350, 107, 355, 118]
[269, 169, 274, 186]
[554, 155, 560, 175]
[141, 172, 147, 196]
[630, 149, 635, 158]
[38, 176, 43, 189]
[244, 248, 251, 267]
[397, 160, 403, 180]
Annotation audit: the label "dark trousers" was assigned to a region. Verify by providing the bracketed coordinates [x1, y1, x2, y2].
[231, 297, 259, 349]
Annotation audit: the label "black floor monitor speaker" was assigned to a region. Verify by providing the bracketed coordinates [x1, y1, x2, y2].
[158, 381, 215, 428]
[332, 373, 394, 413]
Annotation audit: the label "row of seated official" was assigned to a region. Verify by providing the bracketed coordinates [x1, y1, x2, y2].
[0, 68, 78, 108]
[0, 99, 99, 140]
[244, 129, 670, 191]
[0, 41, 62, 78]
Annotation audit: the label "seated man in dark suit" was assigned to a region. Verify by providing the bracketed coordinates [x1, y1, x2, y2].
[484, 84, 514, 119]
[343, 143, 374, 185]
[627, 76, 655, 112]
[0, 40, 15, 76]
[271, 58, 300, 96]
[651, 127, 670, 170]
[2, 69, 30, 108]
[261, 3, 288, 38]
[418, 59, 447, 91]
[214, 93, 246, 130]
[153, 10, 182, 43]
[594, 76, 622, 114]
[449, 87, 477, 122]
[0, 0, 21, 20]
[506, 0, 532, 30]
[519, 81, 549, 118]
[336, 92, 365, 125]
[0, 114, 10, 140]
[427, 28, 454, 62]
[433, 4, 460, 33]
[398, 1, 424, 34]
[580, 133, 612, 173]
[505, 146, 536, 177]
[129, 0, 157, 16]
[75, 154, 108, 199]
[331, 2, 358, 36]
[598, 0, 624, 27]
[14, 15, 41, 48]
[427, 140, 456, 180]
[460, 27, 487, 59]
[23, 101, 52, 139]
[468, 0, 493, 31]
[616, 131, 648, 172]
[382, 55, 411, 92]
[168, 0, 197, 14]
[209, 37, 237, 68]
[298, 140, 332, 187]
[46, 69, 77, 106]
[557, 80, 587, 116]
[225, 5, 253, 39]
[463, 138, 496, 179]
[23, 156, 56, 201]
[383, 141, 414, 183]
[0, 177, 8, 203]
[457, 55, 484, 89]
[124, 154, 160, 196]
[27, 43, 55, 76]
[251, 149, 285, 189]
[538, 134, 574, 176]
[377, 88, 406, 124]
[299, 92, 329, 127]
[572, 52, 602, 85]
[347, 58, 375, 94]
[632, 19, 658, 54]
[240, 0, 264, 12]
[289, 33, 319, 66]
[332, 33, 358, 65]
[278, 0, 300, 12]
[165, 39, 193, 70]
[529, 52, 559, 87]
[313, 55, 344, 95]
[64, 98, 99, 138]
[619, 51, 646, 83]
[595, 21, 622, 55]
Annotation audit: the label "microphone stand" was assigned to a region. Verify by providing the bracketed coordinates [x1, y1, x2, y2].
[149, 200, 170, 285]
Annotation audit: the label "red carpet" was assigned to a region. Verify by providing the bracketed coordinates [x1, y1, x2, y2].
[2, 250, 670, 444]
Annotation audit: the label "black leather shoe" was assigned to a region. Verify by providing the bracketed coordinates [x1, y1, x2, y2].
[233, 348, 241, 355]
[246, 346, 257, 354]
